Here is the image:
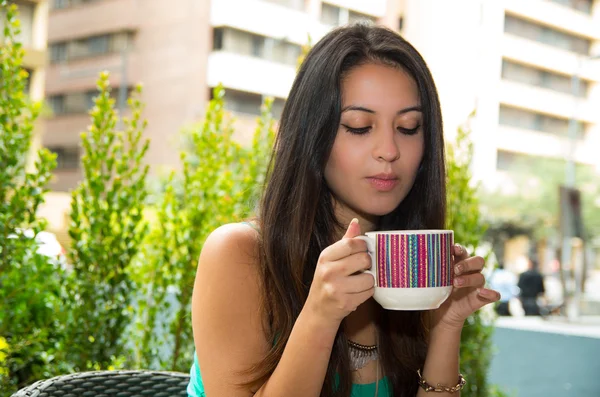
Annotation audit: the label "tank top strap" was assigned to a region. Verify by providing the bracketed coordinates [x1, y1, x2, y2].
[241, 220, 260, 232]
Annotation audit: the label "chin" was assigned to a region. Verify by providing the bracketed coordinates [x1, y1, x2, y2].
[359, 199, 403, 218]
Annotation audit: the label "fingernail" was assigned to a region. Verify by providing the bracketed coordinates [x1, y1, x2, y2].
[351, 218, 359, 225]
[477, 288, 497, 299]
[454, 277, 464, 287]
[454, 244, 463, 255]
[455, 264, 463, 275]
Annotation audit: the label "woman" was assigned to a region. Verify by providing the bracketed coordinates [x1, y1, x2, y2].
[188, 23, 499, 397]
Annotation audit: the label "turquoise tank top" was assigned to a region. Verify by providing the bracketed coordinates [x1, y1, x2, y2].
[187, 352, 390, 396]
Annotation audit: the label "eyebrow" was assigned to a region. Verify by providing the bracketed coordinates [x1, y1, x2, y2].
[341, 105, 422, 115]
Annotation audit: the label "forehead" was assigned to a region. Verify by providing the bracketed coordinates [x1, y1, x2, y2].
[341, 63, 419, 109]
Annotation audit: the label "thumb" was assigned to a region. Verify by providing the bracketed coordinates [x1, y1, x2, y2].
[343, 218, 361, 240]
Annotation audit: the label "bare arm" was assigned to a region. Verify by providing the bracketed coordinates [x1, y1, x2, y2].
[192, 224, 270, 396]
[419, 246, 500, 397]
[417, 325, 462, 397]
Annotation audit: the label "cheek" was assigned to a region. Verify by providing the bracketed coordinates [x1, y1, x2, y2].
[405, 137, 424, 172]
[325, 141, 356, 191]
[324, 148, 346, 186]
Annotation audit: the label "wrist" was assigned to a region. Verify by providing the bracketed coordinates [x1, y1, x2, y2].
[430, 321, 464, 339]
[298, 307, 341, 348]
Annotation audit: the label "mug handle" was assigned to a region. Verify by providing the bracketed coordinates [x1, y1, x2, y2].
[355, 235, 376, 283]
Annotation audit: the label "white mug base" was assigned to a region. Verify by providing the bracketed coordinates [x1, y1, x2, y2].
[373, 286, 453, 311]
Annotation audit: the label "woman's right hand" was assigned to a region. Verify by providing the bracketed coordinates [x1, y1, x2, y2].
[304, 218, 375, 328]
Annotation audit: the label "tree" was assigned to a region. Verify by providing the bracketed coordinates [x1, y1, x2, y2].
[446, 115, 507, 397]
[128, 85, 276, 371]
[64, 73, 150, 370]
[0, 3, 61, 395]
[480, 156, 600, 244]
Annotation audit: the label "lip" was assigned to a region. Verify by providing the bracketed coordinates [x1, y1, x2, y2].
[369, 173, 398, 180]
[366, 173, 399, 192]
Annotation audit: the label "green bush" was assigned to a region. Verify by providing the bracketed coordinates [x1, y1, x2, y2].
[128, 85, 276, 371]
[0, 3, 61, 394]
[446, 116, 508, 397]
[64, 73, 150, 371]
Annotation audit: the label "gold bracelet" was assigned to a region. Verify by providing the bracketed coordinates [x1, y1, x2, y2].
[417, 369, 466, 393]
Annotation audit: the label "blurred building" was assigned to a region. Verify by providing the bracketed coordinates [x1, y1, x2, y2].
[398, 0, 600, 191]
[43, 0, 600, 190]
[206, 0, 402, 140]
[398, 0, 600, 272]
[41, 0, 600, 252]
[207, 0, 600, 194]
[42, 0, 401, 192]
[44, 0, 214, 192]
[8, 0, 49, 168]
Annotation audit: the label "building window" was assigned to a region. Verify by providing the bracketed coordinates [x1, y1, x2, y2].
[547, 0, 593, 14]
[88, 35, 110, 56]
[348, 10, 377, 24]
[49, 31, 134, 63]
[212, 28, 224, 50]
[320, 3, 376, 26]
[262, 0, 304, 10]
[266, 37, 301, 65]
[48, 146, 80, 170]
[52, 0, 104, 10]
[50, 42, 68, 63]
[498, 105, 586, 138]
[320, 3, 341, 25]
[23, 68, 32, 94]
[53, 0, 69, 9]
[504, 14, 591, 55]
[496, 150, 546, 171]
[49, 89, 125, 115]
[49, 95, 66, 115]
[502, 60, 589, 97]
[251, 35, 264, 57]
[213, 88, 286, 119]
[212, 27, 301, 66]
[223, 90, 263, 116]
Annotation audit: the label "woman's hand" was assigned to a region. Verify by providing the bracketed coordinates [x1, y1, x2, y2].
[431, 244, 500, 331]
[304, 219, 375, 328]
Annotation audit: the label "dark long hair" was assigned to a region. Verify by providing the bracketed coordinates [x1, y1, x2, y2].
[249, 24, 446, 397]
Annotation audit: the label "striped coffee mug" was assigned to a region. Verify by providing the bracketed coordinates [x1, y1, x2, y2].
[356, 230, 454, 310]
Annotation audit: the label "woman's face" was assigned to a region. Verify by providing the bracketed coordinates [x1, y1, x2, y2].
[324, 62, 424, 225]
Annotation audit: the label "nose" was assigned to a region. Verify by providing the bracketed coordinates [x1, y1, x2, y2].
[372, 128, 400, 162]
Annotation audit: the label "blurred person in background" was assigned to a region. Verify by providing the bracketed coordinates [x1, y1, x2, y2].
[489, 262, 520, 316]
[518, 257, 546, 316]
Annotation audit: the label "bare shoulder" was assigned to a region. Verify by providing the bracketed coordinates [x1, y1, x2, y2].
[200, 222, 260, 268]
[193, 222, 262, 314]
[192, 222, 267, 395]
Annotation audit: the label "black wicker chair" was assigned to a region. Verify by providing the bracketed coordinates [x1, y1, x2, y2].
[10, 370, 190, 397]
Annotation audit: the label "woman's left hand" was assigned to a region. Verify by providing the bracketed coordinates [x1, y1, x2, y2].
[431, 244, 500, 331]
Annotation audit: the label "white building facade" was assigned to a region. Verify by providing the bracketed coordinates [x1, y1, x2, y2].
[207, 0, 600, 188]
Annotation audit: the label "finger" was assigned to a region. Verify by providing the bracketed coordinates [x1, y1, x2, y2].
[453, 244, 469, 263]
[455, 256, 485, 276]
[476, 288, 501, 303]
[343, 218, 361, 240]
[343, 272, 375, 293]
[454, 272, 485, 288]
[322, 234, 367, 262]
[335, 252, 372, 276]
[348, 288, 375, 310]
[461, 288, 501, 314]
